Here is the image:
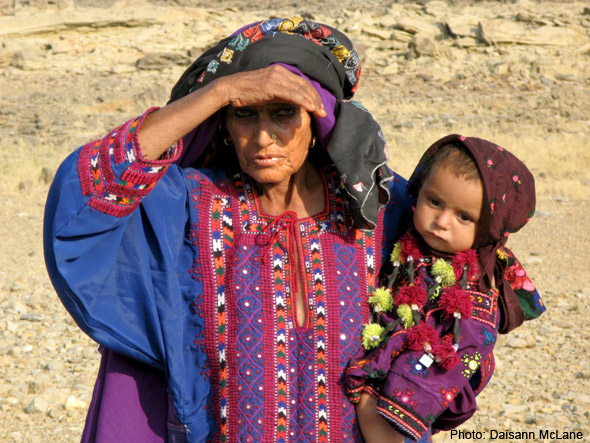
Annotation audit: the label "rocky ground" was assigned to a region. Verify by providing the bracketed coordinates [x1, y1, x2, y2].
[0, 0, 589, 441]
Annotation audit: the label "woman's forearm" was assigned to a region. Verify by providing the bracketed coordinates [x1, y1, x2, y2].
[137, 79, 230, 160]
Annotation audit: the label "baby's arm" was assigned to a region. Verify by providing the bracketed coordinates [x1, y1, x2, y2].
[356, 392, 404, 443]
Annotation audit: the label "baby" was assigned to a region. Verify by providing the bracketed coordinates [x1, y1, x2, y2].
[346, 134, 545, 442]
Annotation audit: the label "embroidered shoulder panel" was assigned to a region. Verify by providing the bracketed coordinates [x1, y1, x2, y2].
[77, 109, 181, 217]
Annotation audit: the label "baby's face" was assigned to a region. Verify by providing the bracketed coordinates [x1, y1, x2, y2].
[413, 163, 483, 253]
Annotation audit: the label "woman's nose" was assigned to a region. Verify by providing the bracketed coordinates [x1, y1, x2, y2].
[255, 128, 275, 146]
[255, 115, 277, 146]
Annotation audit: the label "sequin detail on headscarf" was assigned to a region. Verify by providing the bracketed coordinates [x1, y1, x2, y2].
[171, 17, 361, 101]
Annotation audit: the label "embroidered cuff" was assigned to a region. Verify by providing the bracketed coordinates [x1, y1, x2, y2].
[374, 382, 432, 441]
[77, 107, 182, 217]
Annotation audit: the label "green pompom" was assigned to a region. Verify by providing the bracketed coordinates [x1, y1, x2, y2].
[397, 304, 414, 329]
[362, 323, 385, 350]
[390, 242, 402, 264]
[369, 287, 393, 312]
[432, 258, 456, 287]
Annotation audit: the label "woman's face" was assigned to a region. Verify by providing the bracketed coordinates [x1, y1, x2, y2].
[225, 103, 313, 186]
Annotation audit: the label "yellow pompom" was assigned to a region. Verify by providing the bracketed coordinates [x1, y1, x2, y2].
[369, 287, 393, 312]
[432, 258, 456, 287]
[397, 304, 414, 329]
[361, 323, 385, 350]
[390, 242, 402, 264]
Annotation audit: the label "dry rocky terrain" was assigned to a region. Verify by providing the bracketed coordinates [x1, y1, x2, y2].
[0, 0, 589, 441]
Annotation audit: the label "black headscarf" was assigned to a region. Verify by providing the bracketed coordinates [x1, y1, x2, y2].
[169, 17, 392, 229]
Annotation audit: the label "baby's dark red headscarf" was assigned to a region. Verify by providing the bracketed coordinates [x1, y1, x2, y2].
[408, 134, 536, 333]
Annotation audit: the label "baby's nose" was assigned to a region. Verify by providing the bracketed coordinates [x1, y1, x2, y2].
[435, 211, 451, 229]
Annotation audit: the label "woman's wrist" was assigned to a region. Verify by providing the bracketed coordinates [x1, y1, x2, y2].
[205, 75, 231, 110]
[137, 80, 228, 160]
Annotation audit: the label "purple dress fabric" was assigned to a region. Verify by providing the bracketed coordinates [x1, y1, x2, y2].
[84, 350, 432, 443]
[45, 111, 411, 441]
[57, 61, 343, 443]
[82, 348, 168, 443]
[77, 68, 337, 441]
[344, 240, 501, 440]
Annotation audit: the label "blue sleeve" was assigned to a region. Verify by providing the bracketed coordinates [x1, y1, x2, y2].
[381, 170, 412, 266]
[43, 112, 187, 371]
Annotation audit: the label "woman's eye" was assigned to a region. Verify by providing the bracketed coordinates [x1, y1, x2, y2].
[274, 107, 297, 117]
[234, 108, 254, 118]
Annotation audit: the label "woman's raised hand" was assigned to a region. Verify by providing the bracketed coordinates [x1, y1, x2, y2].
[217, 65, 326, 119]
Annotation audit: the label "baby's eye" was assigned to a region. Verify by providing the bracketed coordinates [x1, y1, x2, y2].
[428, 197, 441, 207]
[458, 213, 473, 223]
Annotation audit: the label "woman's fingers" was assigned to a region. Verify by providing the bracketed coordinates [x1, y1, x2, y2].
[220, 65, 326, 117]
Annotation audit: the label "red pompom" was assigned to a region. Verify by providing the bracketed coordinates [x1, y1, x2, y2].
[395, 285, 427, 308]
[407, 324, 439, 351]
[432, 341, 459, 370]
[452, 249, 480, 281]
[400, 234, 423, 262]
[438, 286, 473, 320]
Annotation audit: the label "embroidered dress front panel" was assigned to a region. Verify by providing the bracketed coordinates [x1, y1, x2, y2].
[333, 240, 373, 442]
[193, 168, 379, 442]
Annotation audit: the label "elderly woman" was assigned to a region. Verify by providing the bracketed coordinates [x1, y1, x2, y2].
[44, 18, 421, 442]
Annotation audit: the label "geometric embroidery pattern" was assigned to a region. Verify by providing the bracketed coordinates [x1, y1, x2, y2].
[461, 351, 482, 378]
[233, 245, 265, 443]
[193, 167, 383, 442]
[77, 111, 179, 217]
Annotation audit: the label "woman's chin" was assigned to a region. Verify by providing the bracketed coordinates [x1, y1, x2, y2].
[244, 165, 297, 187]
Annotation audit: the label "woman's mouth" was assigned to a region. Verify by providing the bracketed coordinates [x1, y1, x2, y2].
[251, 155, 284, 166]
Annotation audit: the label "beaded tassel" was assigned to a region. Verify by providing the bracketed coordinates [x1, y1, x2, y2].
[454, 264, 470, 346]
[460, 264, 468, 288]
[387, 264, 400, 288]
[407, 256, 415, 283]
[453, 313, 461, 348]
